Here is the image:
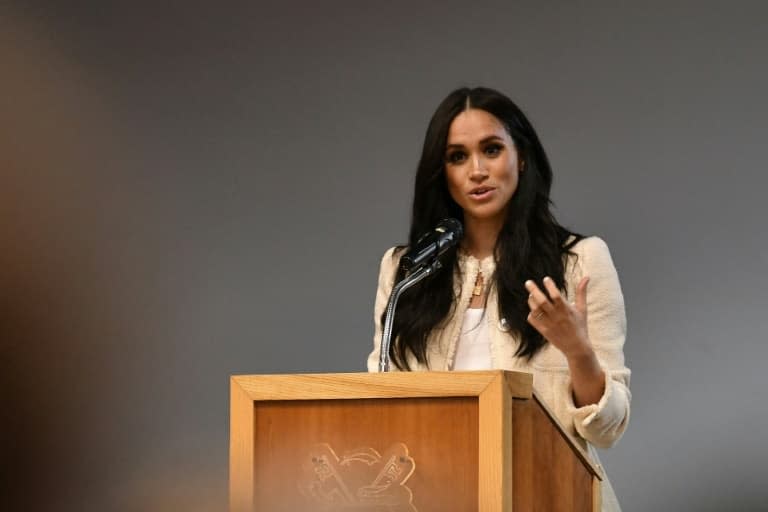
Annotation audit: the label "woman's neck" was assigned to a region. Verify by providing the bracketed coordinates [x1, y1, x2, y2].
[462, 216, 503, 260]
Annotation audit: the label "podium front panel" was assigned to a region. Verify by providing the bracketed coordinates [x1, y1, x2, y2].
[252, 397, 478, 511]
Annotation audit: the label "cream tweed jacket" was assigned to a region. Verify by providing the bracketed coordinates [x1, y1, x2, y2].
[367, 236, 631, 511]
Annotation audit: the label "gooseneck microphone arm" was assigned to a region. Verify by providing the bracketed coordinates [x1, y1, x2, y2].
[378, 258, 443, 372]
[377, 217, 463, 372]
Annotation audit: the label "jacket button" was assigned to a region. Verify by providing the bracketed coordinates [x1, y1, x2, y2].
[498, 318, 511, 332]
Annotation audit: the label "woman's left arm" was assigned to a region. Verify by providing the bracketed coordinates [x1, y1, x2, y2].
[527, 274, 607, 406]
[526, 237, 631, 448]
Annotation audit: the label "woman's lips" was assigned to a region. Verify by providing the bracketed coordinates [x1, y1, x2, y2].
[469, 187, 495, 201]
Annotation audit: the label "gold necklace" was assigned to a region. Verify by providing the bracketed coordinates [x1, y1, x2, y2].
[472, 272, 484, 297]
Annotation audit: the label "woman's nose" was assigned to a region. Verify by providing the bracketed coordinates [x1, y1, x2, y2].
[469, 155, 489, 180]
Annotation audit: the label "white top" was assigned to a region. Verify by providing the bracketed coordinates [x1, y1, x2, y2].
[452, 308, 493, 370]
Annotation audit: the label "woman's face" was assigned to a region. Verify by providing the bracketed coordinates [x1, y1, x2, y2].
[444, 108, 521, 226]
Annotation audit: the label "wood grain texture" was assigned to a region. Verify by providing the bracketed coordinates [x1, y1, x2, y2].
[593, 476, 603, 512]
[511, 397, 597, 511]
[230, 378, 255, 512]
[531, 393, 602, 479]
[477, 373, 512, 512]
[232, 370, 532, 401]
[252, 397, 479, 511]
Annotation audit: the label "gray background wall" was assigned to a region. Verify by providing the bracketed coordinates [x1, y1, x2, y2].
[2, 1, 766, 510]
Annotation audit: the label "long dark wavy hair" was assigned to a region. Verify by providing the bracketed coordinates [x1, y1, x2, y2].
[386, 86, 582, 370]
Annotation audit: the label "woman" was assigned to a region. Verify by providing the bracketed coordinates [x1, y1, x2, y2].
[367, 87, 630, 510]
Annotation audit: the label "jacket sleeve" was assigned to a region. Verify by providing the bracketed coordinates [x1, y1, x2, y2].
[367, 247, 399, 372]
[564, 236, 631, 448]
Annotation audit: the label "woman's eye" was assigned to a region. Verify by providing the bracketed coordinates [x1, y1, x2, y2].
[446, 151, 466, 164]
[484, 144, 503, 157]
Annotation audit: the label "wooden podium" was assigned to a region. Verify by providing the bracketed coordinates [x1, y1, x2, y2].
[230, 371, 602, 511]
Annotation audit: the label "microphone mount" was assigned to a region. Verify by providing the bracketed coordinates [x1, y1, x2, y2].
[378, 257, 443, 372]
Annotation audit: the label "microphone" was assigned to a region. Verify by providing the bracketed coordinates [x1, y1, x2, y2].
[401, 218, 463, 271]
[378, 217, 463, 371]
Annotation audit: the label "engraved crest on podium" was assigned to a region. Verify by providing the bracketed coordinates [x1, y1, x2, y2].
[298, 442, 417, 511]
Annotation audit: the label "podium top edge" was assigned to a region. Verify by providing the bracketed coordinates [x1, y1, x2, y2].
[231, 370, 533, 400]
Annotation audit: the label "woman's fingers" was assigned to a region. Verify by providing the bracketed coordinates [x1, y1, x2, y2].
[525, 279, 553, 317]
[525, 276, 591, 356]
[525, 277, 568, 310]
[542, 276, 565, 306]
[526, 276, 579, 327]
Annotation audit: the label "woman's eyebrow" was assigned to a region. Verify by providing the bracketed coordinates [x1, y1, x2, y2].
[446, 134, 504, 149]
